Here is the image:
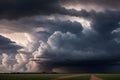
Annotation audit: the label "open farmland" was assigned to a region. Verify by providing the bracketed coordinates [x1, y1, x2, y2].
[0, 74, 120, 80]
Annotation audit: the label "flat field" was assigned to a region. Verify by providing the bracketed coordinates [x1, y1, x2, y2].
[0, 73, 120, 80]
[95, 74, 120, 80]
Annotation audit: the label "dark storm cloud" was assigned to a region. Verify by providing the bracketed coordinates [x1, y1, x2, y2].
[0, 35, 22, 54]
[0, 0, 66, 19]
[38, 20, 83, 34]
[16, 18, 83, 41]
[32, 10, 120, 73]
[91, 10, 120, 34]
[0, 0, 120, 19]
[89, 11, 120, 58]
[36, 10, 120, 61]
[46, 59, 120, 73]
[0, 0, 100, 19]
[0, 0, 61, 19]
[1, 0, 120, 73]
[3, 8, 118, 73]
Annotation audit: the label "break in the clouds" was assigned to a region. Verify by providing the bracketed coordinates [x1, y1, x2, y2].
[62, 0, 120, 11]
[0, 0, 120, 73]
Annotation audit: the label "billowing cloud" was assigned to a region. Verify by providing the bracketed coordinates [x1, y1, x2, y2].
[32, 9, 120, 73]
[0, 0, 120, 73]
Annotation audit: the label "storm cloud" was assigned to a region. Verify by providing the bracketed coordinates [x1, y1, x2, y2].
[0, 0, 59, 19]
[0, 0, 120, 73]
[0, 0, 101, 19]
[0, 35, 21, 54]
[32, 7, 120, 73]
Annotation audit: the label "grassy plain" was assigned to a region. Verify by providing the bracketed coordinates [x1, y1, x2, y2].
[0, 73, 120, 80]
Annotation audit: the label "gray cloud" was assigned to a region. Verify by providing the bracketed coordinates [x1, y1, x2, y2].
[0, 0, 120, 73]
[0, 35, 22, 54]
[0, 0, 120, 20]
[62, 0, 120, 10]
[0, 0, 102, 19]
[1, 9, 120, 73]
[31, 10, 120, 73]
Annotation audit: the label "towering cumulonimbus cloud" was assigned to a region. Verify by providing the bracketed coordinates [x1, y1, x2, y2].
[0, 0, 120, 73]
[32, 9, 120, 73]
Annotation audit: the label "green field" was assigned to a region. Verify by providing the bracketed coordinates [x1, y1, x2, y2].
[0, 74, 120, 80]
[95, 74, 120, 80]
[0, 74, 72, 80]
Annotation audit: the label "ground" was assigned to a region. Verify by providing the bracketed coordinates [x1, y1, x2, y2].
[0, 74, 120, 80]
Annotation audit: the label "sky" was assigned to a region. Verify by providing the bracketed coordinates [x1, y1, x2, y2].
[0, 0, 120, 73]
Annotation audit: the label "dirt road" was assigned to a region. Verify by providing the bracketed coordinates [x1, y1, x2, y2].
[53, 74, 84, 80]
[53, 74, 103, 80]
[90, 75, 103, 80]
